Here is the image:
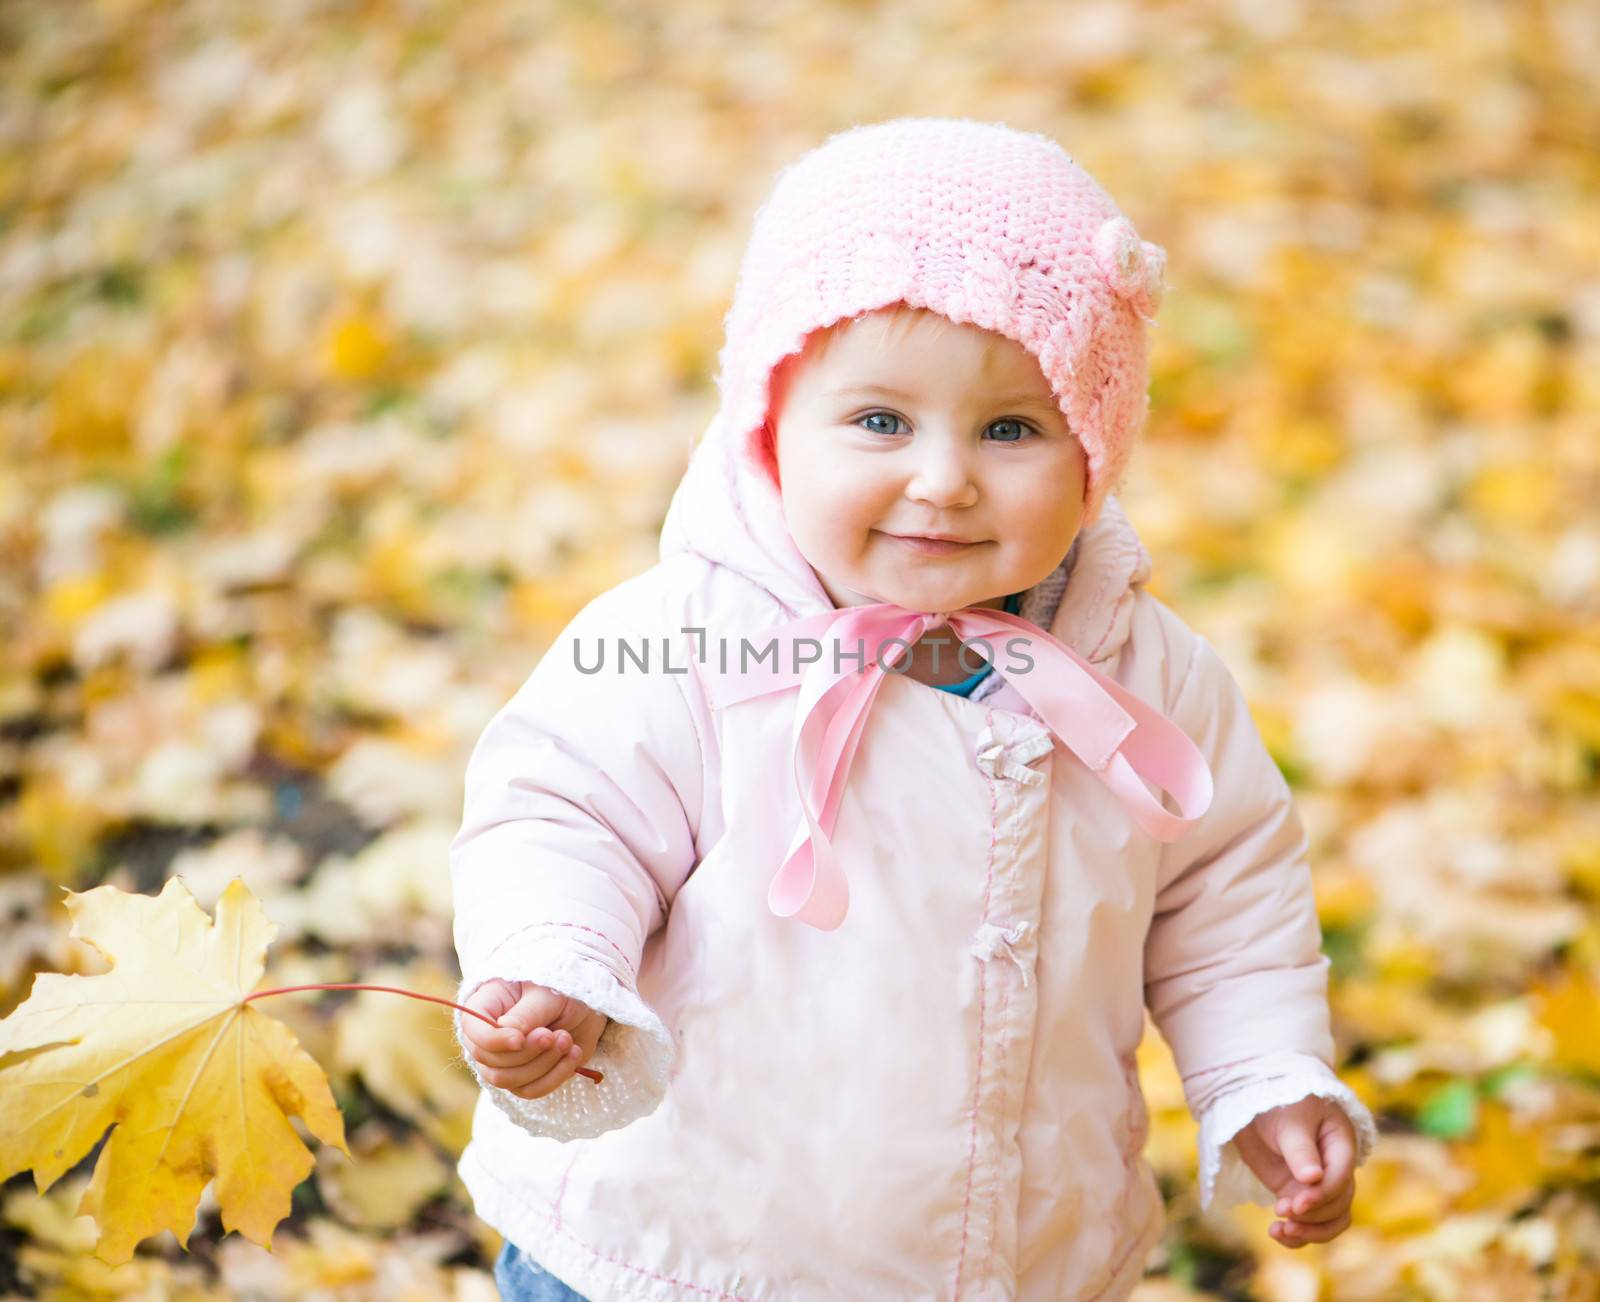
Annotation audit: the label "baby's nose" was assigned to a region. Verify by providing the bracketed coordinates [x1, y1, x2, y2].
[906, 446, 978, 506]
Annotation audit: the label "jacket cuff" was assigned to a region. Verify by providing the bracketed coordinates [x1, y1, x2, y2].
[1195, 1053, 1379, 1211]
[452, 938, 676, 1142]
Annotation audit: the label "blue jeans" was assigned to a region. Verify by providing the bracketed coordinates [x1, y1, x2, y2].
[494, 1241, 591, 1301]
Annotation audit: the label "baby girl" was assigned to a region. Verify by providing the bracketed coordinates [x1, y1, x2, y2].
[451, 117, 1378, 1301]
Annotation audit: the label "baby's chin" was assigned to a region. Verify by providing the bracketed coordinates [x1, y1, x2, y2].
[848, 571, 1010, 613]
[805, 544, 1025, 612]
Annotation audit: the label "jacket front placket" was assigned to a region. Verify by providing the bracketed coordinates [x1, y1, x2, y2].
[946, 702, 1057, 1301]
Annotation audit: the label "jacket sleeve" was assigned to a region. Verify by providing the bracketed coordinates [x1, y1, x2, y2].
[449, 576, 708, 1142]
[1141, 620, 1377, 1209]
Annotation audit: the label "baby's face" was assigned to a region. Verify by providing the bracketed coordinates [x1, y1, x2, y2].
[770, 306, 1088, 614]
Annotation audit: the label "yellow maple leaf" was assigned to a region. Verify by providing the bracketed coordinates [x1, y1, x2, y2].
[0, 877, 347, 1264]
[1532, 967, 1600, 1077]
[1452, 1099, 1549, 1211]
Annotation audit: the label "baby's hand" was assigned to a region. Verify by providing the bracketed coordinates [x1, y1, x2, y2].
[1232, 1095, 1358, 1248]
[460, 978, 608, 1099]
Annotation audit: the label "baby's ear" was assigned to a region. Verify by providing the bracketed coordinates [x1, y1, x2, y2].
[752, 418, 781, 489]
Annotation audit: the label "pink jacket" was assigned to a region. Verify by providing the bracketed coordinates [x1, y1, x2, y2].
[450, 413, 1377, 1301]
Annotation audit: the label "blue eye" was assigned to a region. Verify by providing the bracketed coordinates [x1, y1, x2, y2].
[985, 419, 1033, 443]
[859, 412, 905, 436]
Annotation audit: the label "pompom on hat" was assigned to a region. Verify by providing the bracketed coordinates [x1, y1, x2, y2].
[714, 116, 1168, 531]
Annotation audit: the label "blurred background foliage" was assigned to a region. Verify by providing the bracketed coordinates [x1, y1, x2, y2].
[2, 0, 1598, 1297]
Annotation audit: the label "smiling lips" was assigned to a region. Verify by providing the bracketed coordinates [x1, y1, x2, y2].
[885, 532, 980, 555]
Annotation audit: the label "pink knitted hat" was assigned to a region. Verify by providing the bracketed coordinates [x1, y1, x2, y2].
[715, 116, 1167, 531]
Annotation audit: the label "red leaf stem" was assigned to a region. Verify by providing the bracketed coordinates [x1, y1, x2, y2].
[243, 981, 604, 1082]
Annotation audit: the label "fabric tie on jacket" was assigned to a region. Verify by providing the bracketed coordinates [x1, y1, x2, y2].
[705, 601, 1215, 931]
[970, 920, 1034, 987]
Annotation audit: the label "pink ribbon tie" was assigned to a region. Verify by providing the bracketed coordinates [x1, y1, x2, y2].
[707, 603, 1214, 931]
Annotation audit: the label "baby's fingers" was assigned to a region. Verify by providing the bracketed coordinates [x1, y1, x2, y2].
[500, 983, 565, 1035]
[462, 978, 519, 1022]
[1318, 1112, 1357, 1196]
[1275, 1116, 1357, 1219]
[466, 1025, 565, 1068]
[505, 1038, 588, 1100]
[460, 1012, 528, 1059]
[479, 1029, 580, 1091]
[1277, 1179, 1353, 1225]
[1276, 1118, 1325, 1187]
[1271, 1207, 1351, 1248]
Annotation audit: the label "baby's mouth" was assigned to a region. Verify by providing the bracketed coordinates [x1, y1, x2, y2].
[880, 530, 985, 555]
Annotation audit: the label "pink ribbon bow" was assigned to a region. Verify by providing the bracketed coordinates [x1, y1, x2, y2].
[706, 602, 1214, 931]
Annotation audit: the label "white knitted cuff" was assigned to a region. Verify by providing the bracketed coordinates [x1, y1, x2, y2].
[1196, 1054, 1379, 1211]
[453, 946, 675, 1142]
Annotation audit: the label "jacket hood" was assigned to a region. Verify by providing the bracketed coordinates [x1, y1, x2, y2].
[658, 409, 1154, 668]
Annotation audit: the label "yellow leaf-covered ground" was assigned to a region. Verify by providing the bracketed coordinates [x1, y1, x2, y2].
[1, 0, 1596, 1296]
